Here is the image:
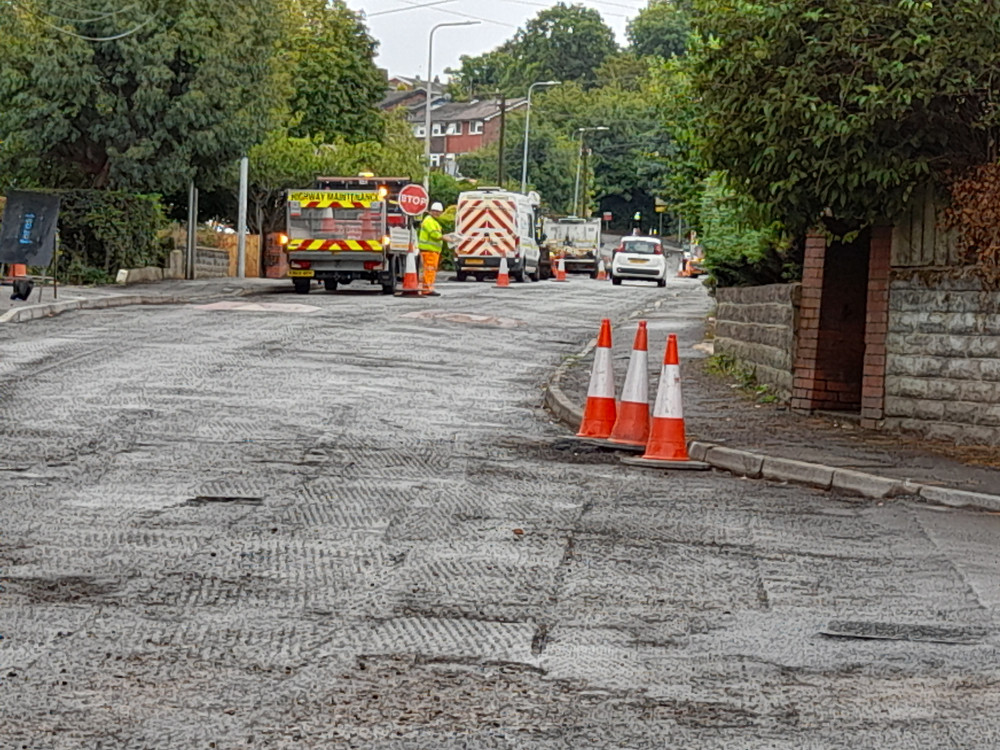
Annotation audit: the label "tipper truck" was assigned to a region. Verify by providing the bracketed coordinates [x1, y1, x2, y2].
[541, 216, 603, 276]
[284, 176, 415, 294]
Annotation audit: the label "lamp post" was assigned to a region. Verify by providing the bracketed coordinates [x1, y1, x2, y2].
[519, 80, 560, 194]
[424, 20, 480, 192]
[573, 126, 609, 216]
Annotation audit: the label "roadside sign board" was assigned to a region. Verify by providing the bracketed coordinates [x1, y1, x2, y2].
[602, 211, 612, 222]
[398, 183, 429, 216]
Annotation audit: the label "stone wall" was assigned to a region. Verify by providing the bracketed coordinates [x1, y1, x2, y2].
[885, 269, 1000, 444]
[714, 283, 800, 400]
[194, 247, 230, 279]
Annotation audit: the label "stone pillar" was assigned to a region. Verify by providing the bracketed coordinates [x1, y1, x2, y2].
[860, 225, 891, 428]
[791, 231, 827, 412]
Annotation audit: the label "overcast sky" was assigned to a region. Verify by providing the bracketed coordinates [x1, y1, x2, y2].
[346, 0, 647, 81]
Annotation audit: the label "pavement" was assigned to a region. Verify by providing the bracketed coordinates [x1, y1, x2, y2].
[4, 273, 1000, 513]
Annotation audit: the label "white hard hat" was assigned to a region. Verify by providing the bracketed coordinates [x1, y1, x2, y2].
[430, 202, 444, 212]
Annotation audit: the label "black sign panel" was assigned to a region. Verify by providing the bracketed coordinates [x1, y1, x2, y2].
[0, 190, 60, 266]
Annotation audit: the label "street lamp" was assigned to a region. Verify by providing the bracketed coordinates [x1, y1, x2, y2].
[573, 126, 609, 216]
[424, 20, 480, 191]
[519, 80, 560, 194]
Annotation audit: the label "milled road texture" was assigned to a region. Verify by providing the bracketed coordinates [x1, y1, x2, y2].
[2, 277, 999, 748]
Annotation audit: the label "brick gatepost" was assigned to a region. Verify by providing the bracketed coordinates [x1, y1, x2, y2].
[860, 225, 891, 428]
[791, 232, 828, 412]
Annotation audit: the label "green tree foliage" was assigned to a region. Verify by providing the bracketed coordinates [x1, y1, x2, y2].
[689, 0, 1000, 234]
[0, 0, 285, 193]
[57, 190, 168, 283]
[244, 109, 422, 234]
[283, 0, 384, 143]
[450, 3, 618, 97]
[698, 171, 800, 287]
[457, 112, 577, 215]
[627, 0, 691, 59]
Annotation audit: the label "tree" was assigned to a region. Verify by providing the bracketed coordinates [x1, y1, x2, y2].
[689, 0, 1000, 234]
[240, 109, 422, 234]
[627, 0, 692, 59]
[284, 0, 384, 143]
[0, 0, 286, 193]
[450, 3, 618, 97]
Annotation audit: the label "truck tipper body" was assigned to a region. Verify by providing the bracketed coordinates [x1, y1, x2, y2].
[541, 216, 603, 276]
[284, 176, 414, 294]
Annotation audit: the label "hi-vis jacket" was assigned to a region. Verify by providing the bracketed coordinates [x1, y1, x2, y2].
[418, 214, 444, 254]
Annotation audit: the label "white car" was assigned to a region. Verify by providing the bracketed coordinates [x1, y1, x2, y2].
[610, 236, 667, 286]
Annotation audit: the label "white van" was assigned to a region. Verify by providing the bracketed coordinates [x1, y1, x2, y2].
[454, 188, 541, 282]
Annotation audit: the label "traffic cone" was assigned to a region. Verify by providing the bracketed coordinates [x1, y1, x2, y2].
[396, 248, 422, 297]
[495, 255, 510, 287]
[575, 318, 616, 439]
[607, 321, 650, 449]
[553, 255, 568, 282]
[621, 333, 709, 470]
[596, 259, 607, 281]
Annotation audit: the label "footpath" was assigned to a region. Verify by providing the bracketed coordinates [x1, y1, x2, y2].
[4, 275, 1000, 512]
[546, 315, 1000, 513]
[0, 276, 281, 324]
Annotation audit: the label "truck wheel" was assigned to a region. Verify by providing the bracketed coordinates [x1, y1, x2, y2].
[293, 278, 311, 294]
[513, 268, 526, 283]
[475, 273, 486, 282]
[324, 279, 338, 292]
[528, 265, 540, 282]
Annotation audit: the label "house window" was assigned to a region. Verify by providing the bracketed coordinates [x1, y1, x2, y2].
[414, 125, 426, 138]
[470, 120, 484, 135]
[430, 154, 441, 167]
[432, 123, 444, 136]
[445, 122, 460, 135]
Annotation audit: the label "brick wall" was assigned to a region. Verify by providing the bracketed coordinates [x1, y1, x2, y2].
[860, 227, 891, 427]
[884, 270, 1000, 444]
[791, 231, 870, 412]
[714, 283, 801, 400]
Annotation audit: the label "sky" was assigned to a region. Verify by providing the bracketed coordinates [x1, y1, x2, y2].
[346, 0, 648, 80]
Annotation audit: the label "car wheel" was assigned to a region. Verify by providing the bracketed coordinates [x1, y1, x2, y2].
[657, 277, 666, 287]
[612, 275, 622, 286]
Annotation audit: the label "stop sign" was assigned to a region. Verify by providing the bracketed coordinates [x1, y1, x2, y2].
[398, 183, 429, 216]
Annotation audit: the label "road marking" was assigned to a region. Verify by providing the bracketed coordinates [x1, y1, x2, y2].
[193, 301, 322, 314]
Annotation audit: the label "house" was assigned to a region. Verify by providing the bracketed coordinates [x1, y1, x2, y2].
[377, 76, 448, 114]
[406, 98, 528, 176]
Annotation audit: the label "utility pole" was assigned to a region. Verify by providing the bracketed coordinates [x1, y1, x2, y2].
[497, 94, 506, 186]
[580, 147, 589, 217]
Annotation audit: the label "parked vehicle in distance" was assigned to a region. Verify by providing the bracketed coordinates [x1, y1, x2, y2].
[610, 235, 668, 287]
[540, 216, 603, 276]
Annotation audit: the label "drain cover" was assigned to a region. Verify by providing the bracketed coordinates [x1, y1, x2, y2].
[185, 495, 264, 507]
[821, 620, 988, 645]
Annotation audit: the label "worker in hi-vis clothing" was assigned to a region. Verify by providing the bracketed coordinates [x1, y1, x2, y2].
[418, 202, 445, 296]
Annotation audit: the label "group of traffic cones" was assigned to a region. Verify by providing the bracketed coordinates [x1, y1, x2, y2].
[574, 318, 708, 469]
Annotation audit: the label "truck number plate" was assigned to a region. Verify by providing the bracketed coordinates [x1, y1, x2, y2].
[288, 269, 315, 277]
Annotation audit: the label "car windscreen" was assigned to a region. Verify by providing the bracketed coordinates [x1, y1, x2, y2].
[621, 240, 660, 255]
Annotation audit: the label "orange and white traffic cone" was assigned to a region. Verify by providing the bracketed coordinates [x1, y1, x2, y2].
[495, 255, 510, 288]
[553, 255, 568, 282]
[575, 318, 616, 439]
[622, 333, 709, 470]
[596, 259, 607, 281]
[607, 321, 650, 450]
[396, 248, 422, 297]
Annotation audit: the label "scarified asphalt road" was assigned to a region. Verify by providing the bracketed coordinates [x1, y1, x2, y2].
[2, 276, 999, 749]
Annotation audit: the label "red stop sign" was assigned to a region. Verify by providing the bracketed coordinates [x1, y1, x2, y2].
[398, 183, 429, 216]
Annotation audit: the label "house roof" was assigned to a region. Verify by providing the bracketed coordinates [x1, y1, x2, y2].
[407, 98, 528, 124]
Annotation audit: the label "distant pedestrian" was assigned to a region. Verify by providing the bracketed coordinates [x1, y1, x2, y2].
[419, 202, 445, 296]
